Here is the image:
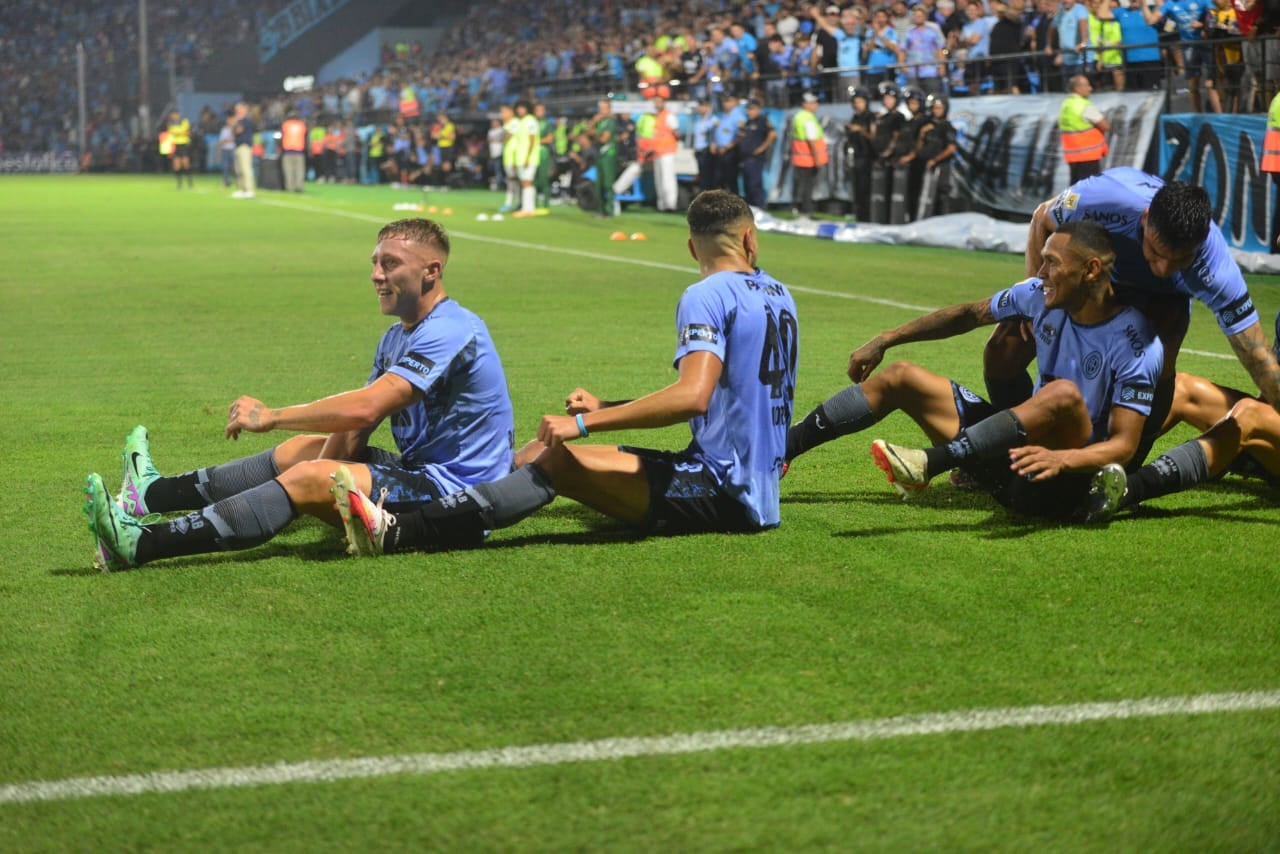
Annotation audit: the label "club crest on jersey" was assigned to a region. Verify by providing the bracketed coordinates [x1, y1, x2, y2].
[1083, 351, 1104, 379]
[680, 324, 720, 345]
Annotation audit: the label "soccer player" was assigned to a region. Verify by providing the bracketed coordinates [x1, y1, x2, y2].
[1082, 372, 1280, 521]
[498, 104, 521, 213]
[83, 219, 515, 571]
[986, 168, 1280, 464]
[785, 220, 1161, 521]
[331, 190, 798, 555]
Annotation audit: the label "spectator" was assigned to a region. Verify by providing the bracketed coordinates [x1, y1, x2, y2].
[1114, 0, 1165, 89]
[904, 4, 950, 94]
[1055, 0, 1093, 90]
[864, 8, 906, 91]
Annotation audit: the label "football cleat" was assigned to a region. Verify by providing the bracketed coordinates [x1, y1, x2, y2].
[331, 466, 395, 556]
[117, 425, 161, 517]
[1080, 463, 1127, 524]
[85, 473, 142, 571]
[870, 439, 930, 498]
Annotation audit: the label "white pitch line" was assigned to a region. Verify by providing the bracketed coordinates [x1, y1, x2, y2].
[2, 690, 1277, 806]
[255, 197, 1241, 359]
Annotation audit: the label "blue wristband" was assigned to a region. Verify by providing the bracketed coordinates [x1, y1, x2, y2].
[575, 413, 589, 438]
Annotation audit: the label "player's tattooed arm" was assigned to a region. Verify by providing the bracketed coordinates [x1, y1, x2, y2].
[1226, 322, 1280, 411]
[848, 299, 994, 382]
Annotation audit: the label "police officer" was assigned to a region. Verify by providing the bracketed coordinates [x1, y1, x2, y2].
[913, 94, 958, 219]
[711, 93, 746, 194]
[690, 99, 719, 192]
[845, 88, 876, 222]
[737, 98, 777, 209]
[895, 89, 929, 222]
[870, 84, 905, 223]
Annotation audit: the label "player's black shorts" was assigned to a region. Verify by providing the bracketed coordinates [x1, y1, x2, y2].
[362, 446, 444, 512]
[950, 381, 1094, 520]
[172, 143, 189, 157]
[620, 446, 762, 536]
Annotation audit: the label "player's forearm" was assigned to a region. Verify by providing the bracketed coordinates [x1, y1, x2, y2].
[269, 389, 391, 434]
[1054, 435, 1140, 472]
[580, 382, 708, 433]
[879, 301, 991, 350]
[1025, 202, 1053, 276]
[1227, 323, 1280, 410]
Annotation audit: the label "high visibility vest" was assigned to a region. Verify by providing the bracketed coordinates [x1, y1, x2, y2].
[554, 123, 569, 155]
[652, 110, 677, 156]
[791, 110, 828, 168]
[309, 127, 326, 155]
[251, 132, 264, 157]
[635, 113, 655, 159]
[167, 119, 190, 146]
[1059, 94, 1108, 164]
[324, 128, 345, 154]
[369, 133, 385, 158]
[281, 119, 306, 152]
[1263, 94, 1280, 174]
[399, 86, 420, 118]
[437, 121, 456, 149]
[635, 55, 669, 98]
[158, 130, 173, 156]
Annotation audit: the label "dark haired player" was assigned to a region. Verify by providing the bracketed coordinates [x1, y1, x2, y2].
[332, 190, 799, 553]
[84, 219, 515, 570]
[786, 220, 1161, 521]
[985, 167, 1280, 468]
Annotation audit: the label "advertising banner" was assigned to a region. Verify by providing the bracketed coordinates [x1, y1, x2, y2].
[259, 0, 351, 64]
[0, 151, 79, 174]
[1159, 113, 1276, 255]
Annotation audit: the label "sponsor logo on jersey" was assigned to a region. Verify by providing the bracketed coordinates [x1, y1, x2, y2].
[1218, 294, 1254, 327]
[1082, 210, 1129, 227]
[996, 289, 1013, 310]
[1083, 351, 1104, 379]
[1037, 323, 1057, 345]
[680, 323, 720, 345]
[397, 350, 436, 379]
[1119, 383, 1155, 405]
[1123, 323, 1147, 359]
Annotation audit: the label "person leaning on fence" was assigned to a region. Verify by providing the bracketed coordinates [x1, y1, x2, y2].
[1059, 74, 1110, 183]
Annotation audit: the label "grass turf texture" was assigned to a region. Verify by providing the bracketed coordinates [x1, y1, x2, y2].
[0, 176, 1277, 850]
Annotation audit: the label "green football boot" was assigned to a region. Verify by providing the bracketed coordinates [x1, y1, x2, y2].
[117, 425, 161, 517]
[85, 473, 142, 571]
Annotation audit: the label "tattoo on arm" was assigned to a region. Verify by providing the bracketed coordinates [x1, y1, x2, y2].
[1228, 324, 1280, 408]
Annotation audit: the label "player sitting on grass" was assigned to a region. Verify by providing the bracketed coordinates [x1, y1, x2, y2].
[83, 218, 514, 571]
[785, 219, 1161, 522]
[329, 190, 799, 555]
[1083, 372, 1280, 521]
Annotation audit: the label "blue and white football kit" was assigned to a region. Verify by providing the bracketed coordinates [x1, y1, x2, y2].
[954, 276, 1162, 514]
[1046, 168, 1257, 338]
[367, 298, 515, 506]
[625, 269, 799, 533]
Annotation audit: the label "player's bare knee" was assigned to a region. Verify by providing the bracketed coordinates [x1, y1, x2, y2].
[1226, 398, 1265, 437]
[276, 460, 334, 506]
[1038, 379, 1086, 415]
[530, 443, 577, 490]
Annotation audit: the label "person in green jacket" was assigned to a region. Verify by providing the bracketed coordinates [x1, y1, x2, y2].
[592, 99, 619, 217]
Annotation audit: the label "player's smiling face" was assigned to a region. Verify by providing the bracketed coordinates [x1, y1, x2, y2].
[370, 237, 440, 321]
[1038, 232, 1087, 310]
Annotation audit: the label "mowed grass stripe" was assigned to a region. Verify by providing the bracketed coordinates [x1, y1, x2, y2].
[3, 690, 1276, 806]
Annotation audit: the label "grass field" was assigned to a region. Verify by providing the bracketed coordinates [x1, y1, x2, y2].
[1, 175, 1277, 850]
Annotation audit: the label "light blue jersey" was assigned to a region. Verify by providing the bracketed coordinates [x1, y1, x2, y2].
[1157, 0, 1206, 39]
[991, 277, 1163, 442]
[713, 103, 746, 147]
[1046, 167, 1257, 336]
[674, 269, 799, 528]
[370, 298, 515, 493]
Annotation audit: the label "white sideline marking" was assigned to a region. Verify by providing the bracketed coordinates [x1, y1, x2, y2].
[2, 690, 1277, 806]
[255, 197, 1241, 359]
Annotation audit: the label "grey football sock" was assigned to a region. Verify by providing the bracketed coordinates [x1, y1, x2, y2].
[196, 448, 280, 503]
[470, 464, 557, 528]
[1122, 439, 1210, 508]
[202, 480, 296, 549]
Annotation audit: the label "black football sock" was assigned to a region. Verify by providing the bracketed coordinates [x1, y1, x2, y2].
[145, 448, 279, 512]
[136, 480, 295, 562]
[385, 465, 556, 553]
[1121, 439, 1210, 509]
[984, 371, 1034, 411]
[786, 384, 878, 461]
[1128, 374, 1177, 467]
[923, 409, 1027, 479]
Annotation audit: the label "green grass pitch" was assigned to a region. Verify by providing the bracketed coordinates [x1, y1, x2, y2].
[0, 175, 1276, 850]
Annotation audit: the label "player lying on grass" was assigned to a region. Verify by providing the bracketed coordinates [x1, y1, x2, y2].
[983, 168, 1280, 471]
[1083, 372, 1280, 521]
[329, 190, 799, 555]
[83, 218, 514, 571]
[785, 219, 1161, 522]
